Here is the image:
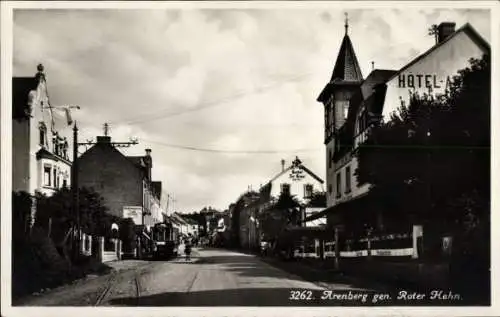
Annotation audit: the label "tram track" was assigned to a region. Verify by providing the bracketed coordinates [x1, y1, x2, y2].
[94, 273, 118, 306]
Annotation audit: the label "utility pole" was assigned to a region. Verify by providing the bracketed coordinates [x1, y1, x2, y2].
[72, 121, 80, 260]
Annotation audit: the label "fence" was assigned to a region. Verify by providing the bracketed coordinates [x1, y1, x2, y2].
[100, 237, 122, 263]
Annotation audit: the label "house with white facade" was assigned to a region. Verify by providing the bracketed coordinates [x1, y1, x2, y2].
[13, 64, 75, 227]
[251, 157, 326, 251]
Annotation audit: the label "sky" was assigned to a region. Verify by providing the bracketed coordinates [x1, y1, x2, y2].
[13, 6, 491, 214]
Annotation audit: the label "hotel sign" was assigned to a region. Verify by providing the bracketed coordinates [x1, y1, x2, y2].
[398, 74, 452, 90]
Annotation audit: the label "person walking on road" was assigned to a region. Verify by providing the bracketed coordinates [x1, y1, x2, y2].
[184, 240, 192, 261]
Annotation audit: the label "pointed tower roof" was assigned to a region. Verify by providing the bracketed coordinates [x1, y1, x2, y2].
[317, 13, 364, 103]
[330, 34, 363, 83]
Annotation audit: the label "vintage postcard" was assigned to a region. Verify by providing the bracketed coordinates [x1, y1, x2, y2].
[1, 1, 498, 317]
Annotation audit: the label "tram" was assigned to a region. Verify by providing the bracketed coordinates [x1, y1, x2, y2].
[151, 222, 179, 259]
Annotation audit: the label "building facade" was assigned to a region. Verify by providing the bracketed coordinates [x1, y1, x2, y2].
[77, 135, 164, 228]
[13, 64, 73, 198]
[315, 20, 489, 258]
[382, 23, 490, 121]
[256, 157, 326, 248]
[13, 64, 75, 228]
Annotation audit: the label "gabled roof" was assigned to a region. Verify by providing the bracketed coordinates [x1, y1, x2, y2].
[78, 139, 145, 177]
[266, 157, 324, 186]
[172, 213, 189, 225]
[387, 23, 490, 82]
[331, 34, 364, 83]
[360, 69, 398, 99]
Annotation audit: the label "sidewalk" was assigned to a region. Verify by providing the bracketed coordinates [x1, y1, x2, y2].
[92, 259, 151, 274]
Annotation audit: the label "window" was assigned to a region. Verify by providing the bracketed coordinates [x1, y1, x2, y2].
[53, 135, 58, 155]
[280, 183, 291, 195]
[329, 102, 335, 130]
[44, 165, 51, 187]
[357, 110, 365, 134]
[62, 179, 68, 188]
[345, 166, 351, 193]
[328, 184, 332, 194]
[335, 100, 349, 127]
[39, 123, 46, 147]
[63, 140, 68, 159]
[304, 184, 313, 199]
[336, 173, 341, 198]
[58, 140, 63, 157]
[328, 149, 333, 168]
[53, 168, 58, 188]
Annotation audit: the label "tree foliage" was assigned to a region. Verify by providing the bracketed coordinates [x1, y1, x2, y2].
[12, 191, 34, 243]
[306, 191, 327, 208]
[259, 191, 301, 242]
[35, 187, 118, 242]
[356, 55, 490, 231]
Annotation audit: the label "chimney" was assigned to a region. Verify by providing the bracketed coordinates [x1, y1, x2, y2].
[144, 148, 152, 180]
[437, 22, 456, 43]
[281, 159, 285, 172]
[96, 136, 111, 143]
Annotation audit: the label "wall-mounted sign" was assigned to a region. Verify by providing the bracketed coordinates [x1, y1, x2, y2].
[123, 206, 143, 224]
[398, 74, 452, 90]
[289, 168, 305, 181]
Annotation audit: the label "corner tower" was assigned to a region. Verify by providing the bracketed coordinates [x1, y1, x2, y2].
[317, 13, 363, 206]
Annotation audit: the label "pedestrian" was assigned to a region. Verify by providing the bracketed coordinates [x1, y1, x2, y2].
[184, 240, 192, 261]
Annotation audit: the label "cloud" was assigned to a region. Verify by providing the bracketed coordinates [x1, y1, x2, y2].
[13, 8, 491, 213]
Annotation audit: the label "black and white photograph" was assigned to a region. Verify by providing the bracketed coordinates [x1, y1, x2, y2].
[1, 1, 498, 316]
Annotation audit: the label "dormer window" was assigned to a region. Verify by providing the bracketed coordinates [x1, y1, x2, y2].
[52, 134, 58, 155]
[357, 109, 368, 135]
[63, 139, 68, 159]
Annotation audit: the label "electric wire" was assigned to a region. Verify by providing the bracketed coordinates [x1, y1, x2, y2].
[109, 72, 313, 126]
[141, 138, 323, 154]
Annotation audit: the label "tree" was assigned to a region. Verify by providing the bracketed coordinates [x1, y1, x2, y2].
[259, 191, 301, 244]
[306, 191, 327, 208]
[356, 55, 490, 233]
[35, 187, 117, 245]
[12, 191, 34, 243]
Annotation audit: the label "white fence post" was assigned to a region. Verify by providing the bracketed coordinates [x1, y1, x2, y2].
[412, 225, 423, 259]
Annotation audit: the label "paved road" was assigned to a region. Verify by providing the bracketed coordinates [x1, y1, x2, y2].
[18, 248, 391, 306]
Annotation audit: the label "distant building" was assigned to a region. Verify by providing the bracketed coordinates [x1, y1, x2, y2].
[12, 64, 74, 227]
[253, 157, 326, 249]
[77, 135, 164, 228]
[230, 191, 260, 248]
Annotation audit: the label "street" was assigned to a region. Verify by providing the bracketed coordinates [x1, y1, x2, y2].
[16, 247, 389, 306]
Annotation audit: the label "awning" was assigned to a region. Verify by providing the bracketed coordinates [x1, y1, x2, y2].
[280, 226, 331, 240]
[302, 192, 371, 224]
